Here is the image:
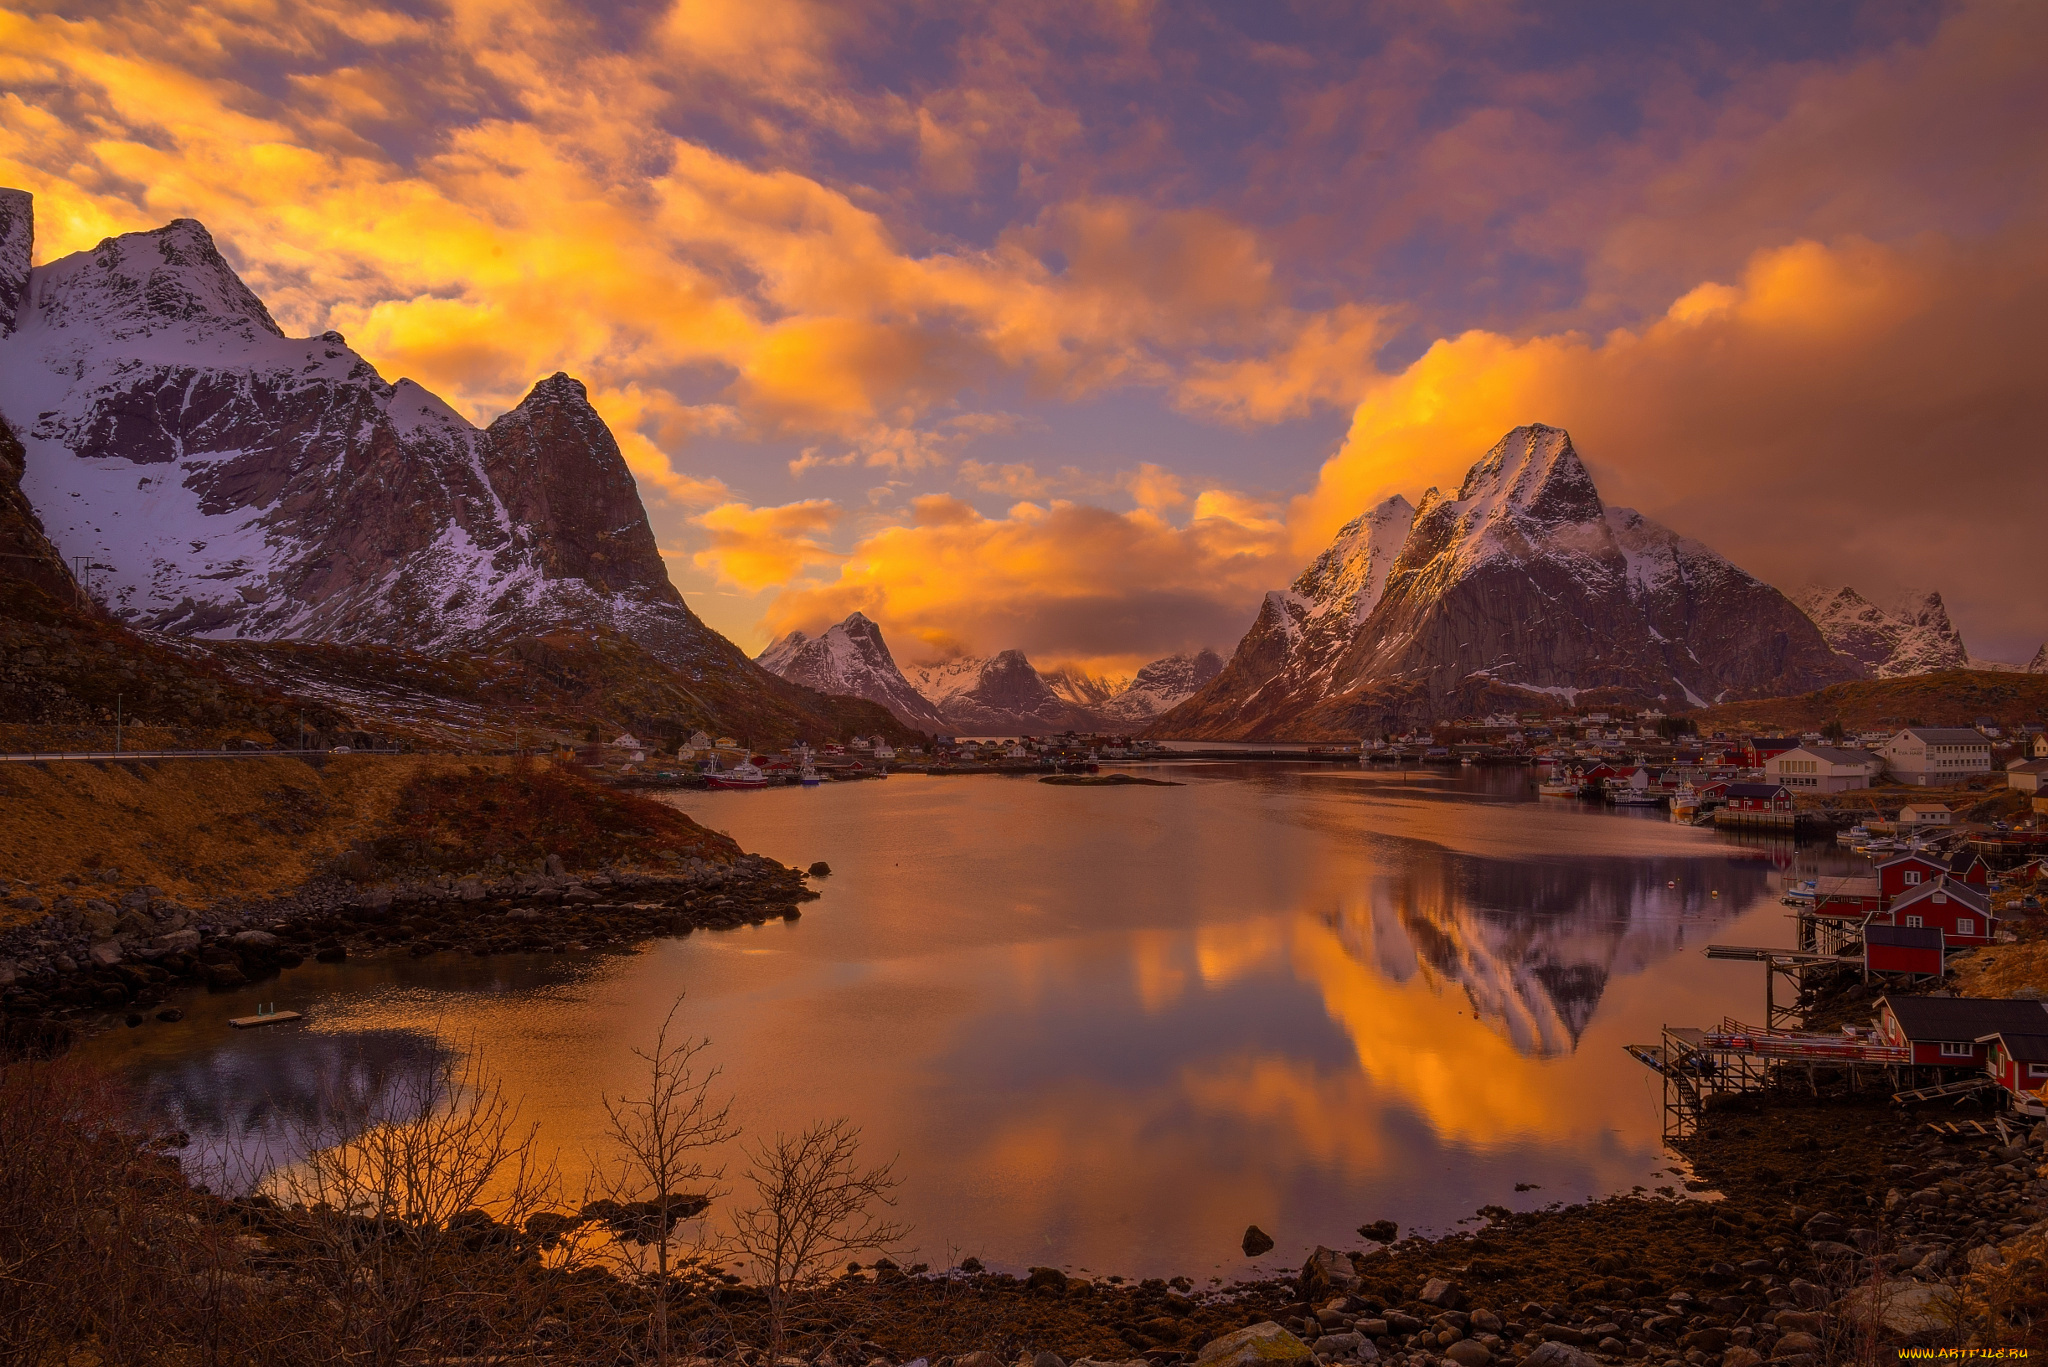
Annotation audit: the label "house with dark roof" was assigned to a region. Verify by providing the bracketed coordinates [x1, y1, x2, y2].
[1976, 1029, 2048, 1109]
[1865, 924, 1944, 978]
[1882, 876, 1995, 945]
[1874, 995, 2048, 1068]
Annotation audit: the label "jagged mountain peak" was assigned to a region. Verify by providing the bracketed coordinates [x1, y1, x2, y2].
[754, 611, 945, 731]
[1795, 583, 1967, 677]
[42, 212, 287, 346]
[1154, 424, 1850, 735]
[1291, 492, 1416, 624]
[2031, 641, 2047, 673]
[1454, 423, 1602, 526]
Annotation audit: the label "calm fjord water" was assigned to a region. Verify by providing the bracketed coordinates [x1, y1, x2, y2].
[82, 764, 1795, 1279]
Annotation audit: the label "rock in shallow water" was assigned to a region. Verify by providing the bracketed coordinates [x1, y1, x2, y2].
[1243, 1224, 1276, 1256]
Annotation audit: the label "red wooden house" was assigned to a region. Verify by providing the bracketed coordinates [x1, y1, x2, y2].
[1696, 780, 1731, 803]
[1875, 996, 2048, 1069]
[1976, 1030, 2048, 1105]
[1722, 782, 1793, 813]
[1877, 853, 1949, 901]
[1741, 737, 1801, 770]
[1864, 923, 1944, 977]
[1881, 876, 1996, 945]
[1944, 850, 1991, 888]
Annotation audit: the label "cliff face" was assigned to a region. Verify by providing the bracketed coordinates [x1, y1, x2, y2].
[1157, 425, 1856, 737]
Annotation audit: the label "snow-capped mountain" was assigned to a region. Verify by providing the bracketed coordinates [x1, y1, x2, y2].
[2031, 642, 2047, 674]
[755, 612, 947, 732]
[1793, 586, 1970, 677]
[1093, 649, 1225, 725]
[1158, 424, 1852, 736]
[0, 189, 927, 746]
[1041, 666, 1126, 711]
[0, 191, 720, 664]
[903, 650, 1099, 735]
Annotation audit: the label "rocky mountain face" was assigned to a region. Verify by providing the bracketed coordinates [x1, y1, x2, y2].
[1157, 424, 1855, 737]
[0, 190, 908, 745]
[2033, 642, 2047, 673]
[756, 612, 948, 732]
[904, 650, 1098, 735]
[756, 611, 1224, 735]
[1093, 650, 1225, 725]
[1795, 586, 1970, 677]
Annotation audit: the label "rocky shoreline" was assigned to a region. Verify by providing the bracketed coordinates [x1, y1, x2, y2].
[713, 1095, 2046, 1364]
[0, 852, 821, 1038]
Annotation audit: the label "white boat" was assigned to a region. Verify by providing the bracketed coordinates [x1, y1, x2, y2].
[707, 761, 771, 790]
[1610, 789, 1665, 807]
[1837, 824, 1871, 847]
[799, 761, 821, 788]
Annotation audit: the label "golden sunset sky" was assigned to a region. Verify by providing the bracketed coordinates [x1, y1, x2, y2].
[4, 0, 2044, 672]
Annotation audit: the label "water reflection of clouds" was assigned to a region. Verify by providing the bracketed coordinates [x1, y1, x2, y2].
[136, 1028, 450, 1192]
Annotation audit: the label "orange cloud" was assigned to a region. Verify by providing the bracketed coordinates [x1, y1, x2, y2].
[691, 499, 845, 591]
[1296, 229, 2048, 654]
[757, 490, 1293, 667]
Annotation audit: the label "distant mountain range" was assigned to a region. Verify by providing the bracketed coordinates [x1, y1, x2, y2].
[1157, 425, 1855, 736]
[0, 188, 911, 745]
[757, 613, 1223, 734]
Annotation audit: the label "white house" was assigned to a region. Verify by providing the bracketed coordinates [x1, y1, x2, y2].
[1897, 803, 1955, 828]
[2005, 758, 2048, 794]
[611, 733, 647, 762]
[1879, 727, 1992, 786]
[1764, 744, 1882, 793]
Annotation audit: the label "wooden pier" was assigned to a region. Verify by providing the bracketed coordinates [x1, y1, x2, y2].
[1625, 1017, 1907, 1140]
[228, 1009, 302, 1029]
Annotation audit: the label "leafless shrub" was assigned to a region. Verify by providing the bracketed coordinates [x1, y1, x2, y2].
[261, 1045, 577, 1366]
[0, 1055, 284, 1366]
[592, 996, 736, 1364]
[729, 1118, 911, 1358]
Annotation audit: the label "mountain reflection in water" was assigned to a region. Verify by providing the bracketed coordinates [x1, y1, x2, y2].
[78, 765, 1790, 1277]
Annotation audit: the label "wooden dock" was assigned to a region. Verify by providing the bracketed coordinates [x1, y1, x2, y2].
[228, 1010, 303, 1029]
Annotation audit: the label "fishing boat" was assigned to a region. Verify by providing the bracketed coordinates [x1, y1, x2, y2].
[1670, 784, 1700, 821]
[799, 761, 822, 788]
[1837, 824, 1872, 847]
[1537, 776, 1582, 796]
[707, 760, 772, 790]
[1610, 788, 1665, 807]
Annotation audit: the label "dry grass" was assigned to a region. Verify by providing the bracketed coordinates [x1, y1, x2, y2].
[0, 754, 480, 920]
[1687, 670, 2048, 734]
[1950, 941, 2048, 998]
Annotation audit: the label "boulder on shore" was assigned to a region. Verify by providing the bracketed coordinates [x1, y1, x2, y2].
[1195, 1322, 1312, 1367]
[1242, 1224, 1275, 1256]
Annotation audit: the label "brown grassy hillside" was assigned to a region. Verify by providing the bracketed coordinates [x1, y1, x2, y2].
[0, 755, 735, 925]
[1684, 669, 2048, 734]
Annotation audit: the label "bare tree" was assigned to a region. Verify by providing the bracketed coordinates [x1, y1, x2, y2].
[593, 996, 736, 1364]
[264, 1046, 572, 1367]
[729, 1119, 911, 1358]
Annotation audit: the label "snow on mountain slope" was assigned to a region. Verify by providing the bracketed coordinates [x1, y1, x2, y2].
[901, 650, 1099, 734]
[1042, 666, 1126, 710]
[1159, 424, 1852, 736]
[1095, 650, 1224, 724]
[0, 192, 726, 666]
[1795, 586, 1970, 677]
[2030, 642, 2047, 674]
[755, 612, 947, 731]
